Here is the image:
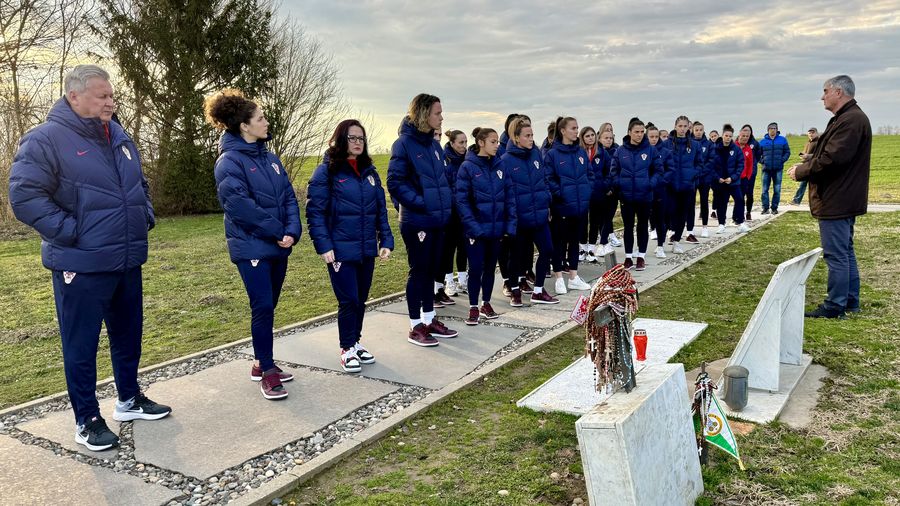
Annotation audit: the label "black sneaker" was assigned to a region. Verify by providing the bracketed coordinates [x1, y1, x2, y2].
[804, 304, 846, 319]
[113, 392, 172, 422]
[772, 209, 779, 215]
[761, 209, 770, 215]
[75, 416, 119, 451]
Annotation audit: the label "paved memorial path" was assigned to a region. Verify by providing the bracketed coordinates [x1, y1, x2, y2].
[0, 209, 810, 505]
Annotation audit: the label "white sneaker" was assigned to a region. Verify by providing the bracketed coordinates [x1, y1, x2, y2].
[650, 229, 657, 241]
[585, 251, 597, 263]
[568, 276, 591, 291]
[445, 279, 458, 296]
[609, 234, 622, 247]
[554, 277, 568, 295]
[457, 273, 468, 293]
[578, 250, 586, 261]
[739, 223, 750, 233]
[716, 224, 726, 234]
[673, 243, 685, 254]
[655, 246, 666, 259]
[701, 227, 709, 238]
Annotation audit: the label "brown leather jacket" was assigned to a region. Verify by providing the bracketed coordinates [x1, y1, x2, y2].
[795, 99, 871, 219]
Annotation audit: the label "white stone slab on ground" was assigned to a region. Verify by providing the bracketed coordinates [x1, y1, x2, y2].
[721, 354, 813, 424]
[17, 398, 122, 460]
[576, 364, 703, 506]
[248, 311, 524, 390]
[131, 359, 398, 479]
[517, 318, 707, 415]
[0, 435, 179, 505]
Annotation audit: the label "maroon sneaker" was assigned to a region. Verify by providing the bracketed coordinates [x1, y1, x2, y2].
[685, 234, 699, 244]
[480, 302, 499, 319]
[436, 288, 454, 305]
[623, 258, 634, 270]
[636, 257, 646, 271]
[260, 369, 288, 400]
[432, 294, 445, 309]
[746, 211, 752, 221]
[502, 282, 513, 297]
[509, 289, 523, 307]
[530, 291, 560, 305]
[518, 279, 534, 294]
[427, 318, 458, 338]
[465, 307, 480, 326]
[250, 364, 294, 382]
[408, 323, 439, 347]
[526, 271, 536, 284]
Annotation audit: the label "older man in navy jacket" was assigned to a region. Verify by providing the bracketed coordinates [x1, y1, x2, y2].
[9, 65, 170, 452]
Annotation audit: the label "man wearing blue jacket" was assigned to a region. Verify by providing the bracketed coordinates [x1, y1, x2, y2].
[8, 65, 170, 452]
[758, 122, 791, 214]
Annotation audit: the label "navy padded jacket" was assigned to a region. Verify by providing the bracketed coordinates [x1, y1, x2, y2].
[306, 159, 394, 262]
[214, 132, 302, 263]
[543, 141, 593, 217]
[9, 97, 154, 273]
[662, 136, 703, 192]
[709, 139, 744, 186]
[610, 136, 662, 203]
[455, 150, 516, 239]
[387, 120, 453, 230]
[588, 148, 613, 200]
[693, 134, 716, 186]
[502, 142, 551, 229]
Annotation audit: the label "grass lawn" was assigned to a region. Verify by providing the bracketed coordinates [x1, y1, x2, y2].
[0, 158, 407, 408]
[281, 211, 900, 505]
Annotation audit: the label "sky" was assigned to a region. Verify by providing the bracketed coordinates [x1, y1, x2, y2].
[282, 0, 900, 151]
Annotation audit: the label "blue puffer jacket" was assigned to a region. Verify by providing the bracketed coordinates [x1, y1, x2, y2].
[693, 134, 716, 186]
[456, 150, 516, 238]
[610, 136, 662, 203]
[759, 132, 791, 173]
[709, 139, 744, 186]
[9, 97, 154, 273]
[502, 142, 550, 228]
[214, 132, 302, 263]
[662, 136, 703, 192]
[387, 119, 453, 229]
[543, 141, 593, 217]
[443, 144, 465, 190]
[746, 133, 762, 178]
[306, 158, 394, 262]
[588, 148, 612, 200]
[651, 141, 675, 193]
[496, 132, 511, 159]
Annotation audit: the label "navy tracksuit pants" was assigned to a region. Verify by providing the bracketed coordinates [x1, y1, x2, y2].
[435, 213, 467, 284]
[466, 237, 501, 306]
[511, 223, 553, 289]
[401, 224, 444, 319]
[327, 257, 375, 349]
[715, 184, 745, 225]
[236, 257, 288, 372]
[669, 189, 696, 242]
[697, 183, 712, 226]
[52, 267, 143, 426]
[599, 197, 618, 245]
[620, 200, 652, 254]
[551, 213, 586, 272]
[651, 190, 670, 247]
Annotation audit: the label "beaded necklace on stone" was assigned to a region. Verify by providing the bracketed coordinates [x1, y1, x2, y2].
[584, 265, 639, 393]
[692, 371, 715, 453]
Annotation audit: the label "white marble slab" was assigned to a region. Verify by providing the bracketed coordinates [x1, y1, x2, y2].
[719, 354, 813, 424]
[516, 318, 707, 415]
[576, 364, 703, 506]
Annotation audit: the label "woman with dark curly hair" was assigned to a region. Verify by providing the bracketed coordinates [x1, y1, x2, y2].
[306, 120, 394, 373]
[205, 89, 301, 400]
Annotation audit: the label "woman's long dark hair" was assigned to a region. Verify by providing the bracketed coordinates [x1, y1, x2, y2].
[325, 119, 372, 172]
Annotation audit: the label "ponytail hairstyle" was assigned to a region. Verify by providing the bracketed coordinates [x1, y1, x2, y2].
[508, 117, 532, 143]
[579, 126, 597, 151]
[545, 121, 556, 146]
[646, 122, 659, 133]
[445, 129, 465, 145]
[470, 127, 498, 153]
[627, 117, 645, 132]
[553, 116, 576, 142]
[325, 119, 372, 173]
[504, 113, 521, 134]
[204, 88, 258, 135]
[407, 93, 441, 133]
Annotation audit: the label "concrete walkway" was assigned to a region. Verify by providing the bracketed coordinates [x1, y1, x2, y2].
[0, 208, 819, 505]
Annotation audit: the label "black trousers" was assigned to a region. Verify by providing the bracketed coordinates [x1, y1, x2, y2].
[435, 213, 467, 283]
[327, 257, 375, 349]
[551, 213, 587, 272]
[401, 224, 444, 319]
[511, 223, 553, 289]
[620, 200, 652, 254]
[466, 237, 501, 306]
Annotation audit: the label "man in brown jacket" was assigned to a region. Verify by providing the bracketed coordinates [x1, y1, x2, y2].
[789, 75, 871, 319]
[790, 127, 819, 204]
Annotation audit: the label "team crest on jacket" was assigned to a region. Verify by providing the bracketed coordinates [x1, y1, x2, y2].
[332, 261, 342, 272]
[469, 238, 475, 245]
[496, 170, 503, 180]
[434, 150, 441, 161]
[687, 148, 691, 153]
[702, 147, 707, 152]
[250, 259, 259, 267]
[641, 154, 648, 161]
[63, 271, 76, 284]
[594, 157, 600, 165]
[272, 163, 280, 175]
[578, 156, 584, 165]
[533, 161, 540, 169]
[729, 150, 734, 156]
[121, 145, 132, 160]
[418, 231, 426, 242]
[367, 175, 375, 186]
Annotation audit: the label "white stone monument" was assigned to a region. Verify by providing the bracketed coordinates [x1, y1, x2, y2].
[720, 248, 822, 423]
[576, 364, 703, 506]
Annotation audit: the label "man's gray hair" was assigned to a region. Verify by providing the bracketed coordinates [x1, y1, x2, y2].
[64, 65, 110, 94]
[825, 75, 855, 98]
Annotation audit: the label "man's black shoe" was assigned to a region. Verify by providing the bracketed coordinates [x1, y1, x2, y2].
[804, 305, 846, 319]
[75, 416, 119, 451]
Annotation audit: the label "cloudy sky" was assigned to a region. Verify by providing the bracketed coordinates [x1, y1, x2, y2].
[283, 0, 900, 151]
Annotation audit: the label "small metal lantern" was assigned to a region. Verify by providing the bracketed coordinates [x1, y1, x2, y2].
[722, 365, 749, 411]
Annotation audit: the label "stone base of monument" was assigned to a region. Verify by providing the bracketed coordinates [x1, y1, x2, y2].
[719, 354, 813, 424]
[576, 363, 703, 506]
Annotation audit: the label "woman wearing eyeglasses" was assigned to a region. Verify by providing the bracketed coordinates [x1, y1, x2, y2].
[307, 119, 393, 372]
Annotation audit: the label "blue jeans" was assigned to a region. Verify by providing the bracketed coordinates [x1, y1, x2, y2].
[793, 181, 808, 203]
[819, 218, 860, 311]
[760, 170, 783, 211]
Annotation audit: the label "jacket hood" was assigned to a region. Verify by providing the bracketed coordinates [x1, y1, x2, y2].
[464, 149, 500, 169]
[693, 133, 709, 143]
[219, 130, 270, 156]
[550, 140, 579, 154]
[47, 97, 128, 146]
[505, 141, 536, 158]
[399, 116, 435, 146]
[444, 143, 465, 165]
[621, 135, 650, 151]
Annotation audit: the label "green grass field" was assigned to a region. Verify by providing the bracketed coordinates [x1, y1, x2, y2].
[281, 211, 900, 506]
